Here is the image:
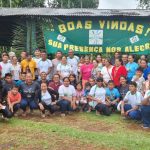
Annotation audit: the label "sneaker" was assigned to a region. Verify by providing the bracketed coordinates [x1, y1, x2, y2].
[61, 113, 66, 117]
[141, 124, 150, 129]
[41, 113, 46, 118]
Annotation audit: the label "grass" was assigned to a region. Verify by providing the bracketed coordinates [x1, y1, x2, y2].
[0, 112, 150, 150]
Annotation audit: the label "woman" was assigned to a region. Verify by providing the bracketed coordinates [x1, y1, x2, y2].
[96, 55, 103, 71]
[69, 74, 77, 88]
[101, 58, 113, 84]
[20, 73, 40, 116]
[11, 56, 21, 81]
[80, 56, 93, 88]
[91, 60, 101, 80]
[57, 56, 72, 80]
[112, 58, 127, 87]
[88, 77, 111, 116]
[38, 83, 58, 118]
[58, 77, 76, 116]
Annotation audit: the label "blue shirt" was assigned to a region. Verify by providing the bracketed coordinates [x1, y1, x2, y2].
[126, 62, 138, 81]
[106, 88, 120, 101]
[143, 67, 150, 80]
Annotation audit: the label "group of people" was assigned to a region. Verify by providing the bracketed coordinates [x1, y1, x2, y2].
[0, 49, 150, 129]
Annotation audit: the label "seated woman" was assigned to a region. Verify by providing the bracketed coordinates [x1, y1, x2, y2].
[7, 85, 21, 116]
[141, 90, 150, 129]
[58, 77, 76, 117]
[121, 81, 143, 120]
[38, 83, 58, 118]
[88, 77, 111, 116]
[20, 73, 40, 117]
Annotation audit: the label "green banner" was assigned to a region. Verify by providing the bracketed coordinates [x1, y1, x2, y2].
[43, 17, 150, 54]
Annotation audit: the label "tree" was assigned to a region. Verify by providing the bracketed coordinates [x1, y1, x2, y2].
[137, 0, 150, 9]
[47, 0, 99, 8]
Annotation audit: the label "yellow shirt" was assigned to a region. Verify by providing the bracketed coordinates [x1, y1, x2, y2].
[21, 59, 37, 79]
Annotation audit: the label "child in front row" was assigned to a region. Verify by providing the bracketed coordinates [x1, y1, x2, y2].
[7, 85, 21, 116]
[106, 80, 120, 112]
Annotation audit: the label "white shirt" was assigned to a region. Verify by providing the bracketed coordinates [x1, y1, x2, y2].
[57, 63, 72, 78]
[101, 66, 113, 83]
[41, 90, 52, 105]
[11, 64, 21, 80]
[33, 57, 41, 65]
[67, 56, 79, 75]
[58, 85, 76, 99]
[124, 91, 143, 108]
[0, 62, 12, 77]
[38, 59, 52, 79]
[89, 85, 106, 104]
[144, 90, 150, 99]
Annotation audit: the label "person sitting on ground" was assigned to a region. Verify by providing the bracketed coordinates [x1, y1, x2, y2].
[16, 72, 26, 86]
[121, 81, 143, 120]
[38, 83, 58, 118]
[0, 103, 12, 119]
[141, 90, 150, 129]
[131, 67, 145, 93]
[20, 73, 40, 117]
[88, 77, 111, 116]
[143, 73, 150, 93]
[88, 78, 95, 87]
[58, 77, 76, 117]
[105, 80, 120, 112]
[7, 85, 21, 116]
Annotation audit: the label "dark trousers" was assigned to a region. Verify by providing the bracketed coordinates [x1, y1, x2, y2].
[13, 103, 20, 113]
[124, 104, 141, 120]
[41, 102, 57, 114]
[0, 107, 12, 118]
[57, 100, 72, 113]
[95, 103, 111, 116]
[141, 105, 150, 126]
[20, 99, 39, 111]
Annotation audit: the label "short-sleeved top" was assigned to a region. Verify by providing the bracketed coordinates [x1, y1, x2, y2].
[41, 90, 52, 105]
[118, 84, 129, 100]
[52, 59, 61, 75]
[80, 63, 94, 80]
[57, 63, 72, 77]
[144, 90, 150, 99]
[106, 88, 120, 101]
[126, 62, 138, 80]
[20, 82, 40, 100]
[123, 91, 143, 108]
[38, 59, 52, 74]
[0, 62, 12, 78]
[58, 85, 76, 99]
[67, 56, 79, 75]
[101, 66, 113, 83]
[143, 67, 150, 80]
[21, 59, 37, 79]
[8, 91, 21, 103]
[89, 85, 106, 104]
[11, 64, 21, 80]
[48, 81, 61, 92]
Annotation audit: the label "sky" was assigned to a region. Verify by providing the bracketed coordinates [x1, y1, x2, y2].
[98, 0, 138, 9]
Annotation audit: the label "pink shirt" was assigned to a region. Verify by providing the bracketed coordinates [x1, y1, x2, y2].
[80, 63, 94, 80]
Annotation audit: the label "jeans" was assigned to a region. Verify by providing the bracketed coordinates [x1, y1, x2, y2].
[95, 103, 111, 116]
[13, 103, 20, 113]
[124, 104, 141, 120]
[20, 99, 39, 111]
[0, 107, 12, 118]
[141, 105, 150, 126]
[57, 100, 72, 113]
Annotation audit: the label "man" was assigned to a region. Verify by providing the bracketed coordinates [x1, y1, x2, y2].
[110, 52, 121, 65]
[38, 51, 52, 80]
[52, 50, 62, 76]
[38, 72, 49, 85]
[121, 81, 143, 120]
[122, 54, 128, 66]
[0, 54, 12, 78]
[21, 53, 37, 80]
[126, 55, 138, 81]
[67, 49, 79, 76]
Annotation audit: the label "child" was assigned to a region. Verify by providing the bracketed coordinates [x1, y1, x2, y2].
[80, 82, 91, 111]
[16, 72, 26, 86]
[131, 67, 145, 93]
[121, 81, 143, 120]
[143, 73, 150, 93]
[106, 80, 120, 111]
[38, 83, 58, 118]
[7, 85, 21, 116]
[75, 82, 83, 105]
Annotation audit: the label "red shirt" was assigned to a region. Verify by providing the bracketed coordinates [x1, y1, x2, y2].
[112, 65, 127, 86]
[48, 81, 61, 91]
[80, 63, 94, 80]
[8, 91, 21, 103]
